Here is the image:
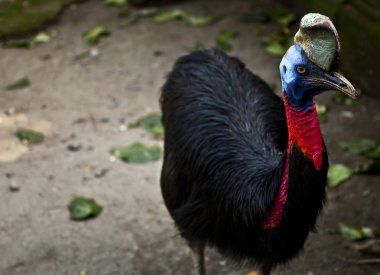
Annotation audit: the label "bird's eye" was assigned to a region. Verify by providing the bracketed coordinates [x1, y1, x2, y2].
[296, 66, 307, 74]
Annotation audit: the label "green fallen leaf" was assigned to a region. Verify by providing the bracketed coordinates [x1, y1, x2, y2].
[328, 164, 353, 188]
[261, 31, 292, 57]
[236, 7, 291, 25]
[153, 9, 185, 23]
[31, 32, 51, 45]
[4, 32, 51, 48]
[332, 93, 355, 105]
[138, 8, 160, 17]
[4, 38, 31, 48]
[374, 112, 380, 122]
[365, 145, 380, 159]
[112, 143, 161, 163]
[264, 42, 286, 57]
[355, 159, 380, 174]
[83, 26, 110, 45]
[261, 32, 284, 45]
[6, 77, 30, 90]
[121, 12, 139, 27]
[16, 128, 44, 144]
[120, 7, 159, 27]
[338, 223, 365, 241]
[68, 196, 103, 220]
[183, 14, 215, 26]
[216, 29, 238, 52]
[236, 13, 271, 23]
[186, 41, 205, 52]
[316, 104, 328, 123]
[339, 138, 377, 156]
[260, 7, 288, 20]
[275, 14, 296, 27]
[129, 112, 164, 138]
[104, 0, 127, 6]
[153, 9, 216, 26]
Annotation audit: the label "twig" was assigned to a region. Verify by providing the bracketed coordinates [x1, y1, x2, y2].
[334, 255, 380, 265]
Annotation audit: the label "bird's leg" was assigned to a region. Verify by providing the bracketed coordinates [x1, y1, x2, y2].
[258, 263, 272, 275]
[188, 240, 206, 275]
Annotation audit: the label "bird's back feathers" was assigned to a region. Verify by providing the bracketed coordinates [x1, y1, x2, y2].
[160, 49, 327, 265]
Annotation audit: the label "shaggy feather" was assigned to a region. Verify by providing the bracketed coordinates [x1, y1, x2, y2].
[160, 49, 327, 266]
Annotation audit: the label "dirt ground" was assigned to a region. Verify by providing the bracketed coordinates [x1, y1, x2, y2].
[0, 0, 379, 274]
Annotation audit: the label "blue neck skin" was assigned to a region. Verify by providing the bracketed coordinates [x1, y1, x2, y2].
[279, 45, 324, 112]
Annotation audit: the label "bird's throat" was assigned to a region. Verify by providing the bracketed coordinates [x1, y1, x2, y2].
[284, 94, 324, 171]
[261, 94, 324, 231]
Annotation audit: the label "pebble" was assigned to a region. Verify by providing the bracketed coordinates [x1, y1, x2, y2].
[94, 169, 108, 178]
[109, 156, 116, 162]
[5, 107, 16, 116]
[90, 48, 100, 57]
[67, 144, 82, 152]
[362, 189, 370, 197]
[119, 124, 128, 132]
[340, 110, 354, 119]
[99, 117, 109, 123]
[9, 180, 20, 192]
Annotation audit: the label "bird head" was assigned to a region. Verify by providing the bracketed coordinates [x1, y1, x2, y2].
[280, 13, 358, 111]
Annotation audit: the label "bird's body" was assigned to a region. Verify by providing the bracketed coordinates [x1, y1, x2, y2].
[160, 49, 327, 270]
[160, 14, 357, 275]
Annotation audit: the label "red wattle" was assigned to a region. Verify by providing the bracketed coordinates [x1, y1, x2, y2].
[261, 157, 289, 230]
[284, 95, 324, 171]
[261, 94, 324, 230]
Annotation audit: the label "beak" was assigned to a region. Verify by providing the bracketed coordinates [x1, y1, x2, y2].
[305, 71, 359, 99]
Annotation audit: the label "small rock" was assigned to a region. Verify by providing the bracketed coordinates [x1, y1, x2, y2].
[340, 110, 354, 119]
[39, 54, 51, 61]
[151, 62, 160, 69]
[90, 48, 100, 57]
[362, 189, 370, 197]
[67, 144, 82, 152]
[73, 118, 87, 124]
[94, 169, 108, 178]
[60, 133, 76, 143]
[219, 260, 226, 266]
[99, 117, 109, 123]
[5, 107, 16, 116]
[119, 124, 128, 132]
[9, 181, 20, 192]
[153, 50, 163, 57]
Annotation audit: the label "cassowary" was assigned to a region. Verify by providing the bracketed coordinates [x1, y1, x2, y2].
[160, 13, 357, 275]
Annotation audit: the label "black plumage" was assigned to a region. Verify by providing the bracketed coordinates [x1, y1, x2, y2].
[160, 49, 328, 273]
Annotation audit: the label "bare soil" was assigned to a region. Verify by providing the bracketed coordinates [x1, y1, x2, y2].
[0, 0, 379, 274]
